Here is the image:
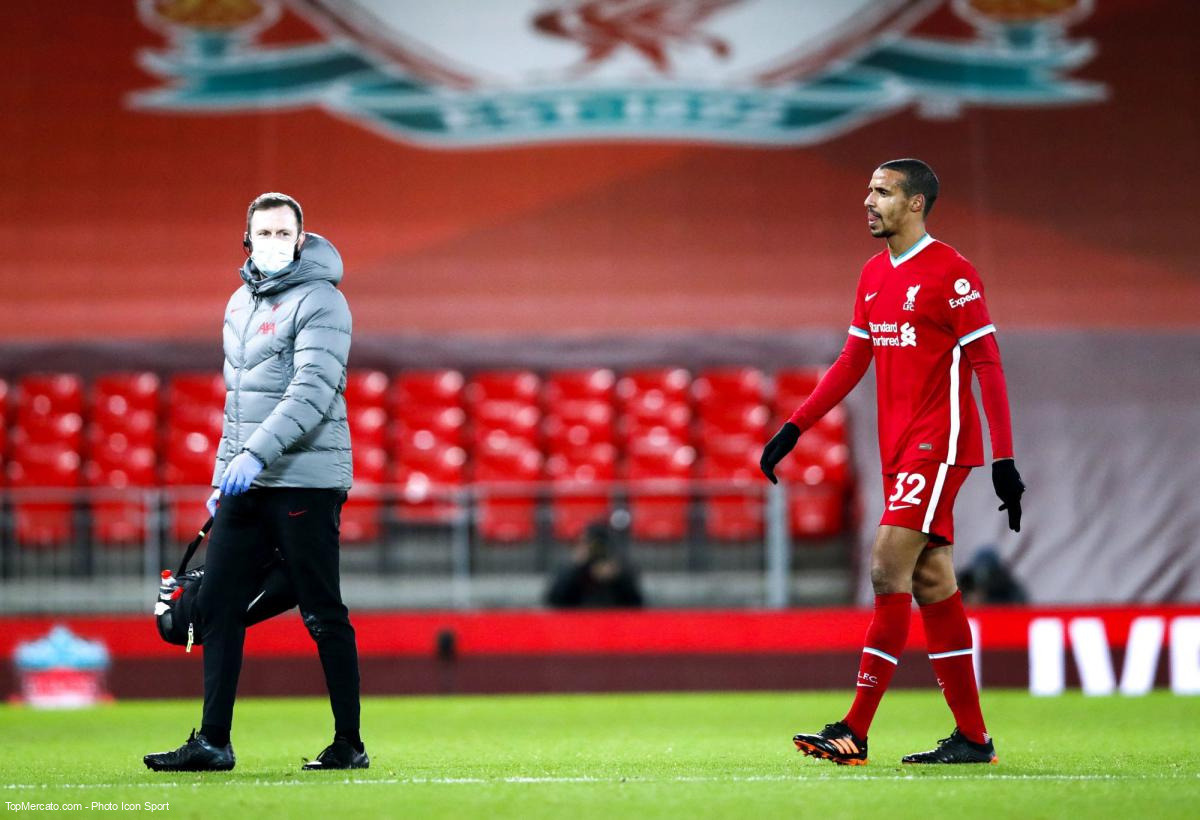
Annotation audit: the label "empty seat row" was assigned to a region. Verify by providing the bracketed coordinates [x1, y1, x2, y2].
[0, 366, 852, 546]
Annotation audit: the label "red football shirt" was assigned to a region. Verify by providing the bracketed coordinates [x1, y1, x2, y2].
[849, 235, 995, 472]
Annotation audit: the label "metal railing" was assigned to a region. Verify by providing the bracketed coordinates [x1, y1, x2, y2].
[0, 481, 854, 612]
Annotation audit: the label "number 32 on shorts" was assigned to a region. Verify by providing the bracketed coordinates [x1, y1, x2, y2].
[888, 472, 926, 510]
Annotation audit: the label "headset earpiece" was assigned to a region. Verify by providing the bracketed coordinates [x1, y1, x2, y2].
[243, 233, 252, 255]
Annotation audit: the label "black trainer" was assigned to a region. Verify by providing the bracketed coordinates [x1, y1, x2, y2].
[793, 721, 868, 766]
[902, 728, 998, 764]
[302, 738, 370, 770]
[144, 729, 235, 772]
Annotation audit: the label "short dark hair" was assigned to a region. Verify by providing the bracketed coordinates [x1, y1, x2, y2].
[878, 159, 939, 216]
[246, 192, 303, 234]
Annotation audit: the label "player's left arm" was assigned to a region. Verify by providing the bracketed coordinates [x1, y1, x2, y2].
[943, 264, 1025, 532]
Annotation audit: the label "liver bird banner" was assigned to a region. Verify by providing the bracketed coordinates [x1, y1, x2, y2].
[0, 1, 1195, 339]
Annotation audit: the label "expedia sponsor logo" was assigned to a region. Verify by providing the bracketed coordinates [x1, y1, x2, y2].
[869, 321, 917, 347]
[949, 290, 982, 309]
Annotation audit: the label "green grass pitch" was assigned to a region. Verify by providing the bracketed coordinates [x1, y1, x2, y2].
[2, 690, 1197, 818]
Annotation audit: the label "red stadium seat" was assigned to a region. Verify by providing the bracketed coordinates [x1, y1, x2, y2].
[774, 367, 823, 407]
[544, 400, 615, 453]
[345, 369, 389, 450]
[393, 369, 466, 407]
[475, 441, 542, 543]
[700, 453, 763, 541]
[776, 431, 852, 488]
[472, 400, 542, 445]
[394, 406, 467, 448]
[617, 367, 692, 442]
[466, 370, 541, 405]
[348, 405, 388, 449]
[85, 436, 158, 545]
[6, 441, 80, 546]
[393, 441, 467, 524]
[547, 445, 616, 541]
[15, 373, 84, 448]
[617, 368, 692, 404]
[85, 373, 162, 544]
[789, 484, 845, 538]
[693, 367, 767, 406]
[773, 367, 849, 438]
[344, 369, 388, 405]
[10, 376, 85, 546]
[545, 369, 616, 404]
[0, 378, 7, 472]
[163, 426, 221, 543]
[341, 445, 387, 543]
[626, 445, 694, 541]
[166, 372, 225, 420]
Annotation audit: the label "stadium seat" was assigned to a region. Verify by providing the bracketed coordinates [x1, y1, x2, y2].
[617, 368, 692, 404]
[775, 431, 852, 488]
[547, 445, 616, 541]
[6, 441, 80, 546]
[0, 378, 7, 474]
[545, 369, 616, 404]
[474, 440, 542, 543]
[393, 368, 465, 406]
[773, 367, 823, 409]
[626, 445, 694, 541]
[90, 372, 160, 439]
[394, 405, 467, 448]
[85, 373, 162, 544]
[344, 370, 389, 450]
[164, 427, 221, 543]
[544, 400, 615, 453]
[773, 367, 848, 438]
[341, 445, 386, 543]
[471, 400, 541, 445]
[700, 450, 764, 542]
[465, 370, 541, 405]
[166, 372, 225, 424]
[15, 373, 84, 448]
[788, 484, 845, 538]
[617, 368, 693, 443]
[84, 430, 158, 545]
[392, 370, 467, 449]
[693, 367, 767, 406]
[393, 441, 467, 525]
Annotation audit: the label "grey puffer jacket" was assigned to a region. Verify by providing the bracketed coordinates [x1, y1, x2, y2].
[211, 233, 353, 490]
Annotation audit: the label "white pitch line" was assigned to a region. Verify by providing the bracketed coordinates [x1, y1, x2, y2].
[4, 772, 1198, 790]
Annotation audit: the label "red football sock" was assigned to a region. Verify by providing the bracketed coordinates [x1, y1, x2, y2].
[843, 592, 911, 739]
[920, 590, 988, 744]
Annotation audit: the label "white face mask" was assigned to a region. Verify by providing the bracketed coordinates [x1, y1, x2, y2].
[250, 238, 296, 275]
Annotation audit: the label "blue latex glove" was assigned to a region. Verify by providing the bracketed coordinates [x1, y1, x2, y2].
[205, 488, 220, 517]
[218, 452, 263, 496]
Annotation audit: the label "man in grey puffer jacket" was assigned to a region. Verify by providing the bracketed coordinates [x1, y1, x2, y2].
[144, 193, 366, 773]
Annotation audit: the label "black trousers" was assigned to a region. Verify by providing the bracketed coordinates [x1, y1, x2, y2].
[197, 488, 360, 734]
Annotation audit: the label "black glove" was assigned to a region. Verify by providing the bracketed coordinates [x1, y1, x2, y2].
[992, 459, 1025, 532]
[759, 422, 800, 485]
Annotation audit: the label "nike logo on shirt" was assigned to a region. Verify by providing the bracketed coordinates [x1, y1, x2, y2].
[887, 502, 915, 511]
[865, 292, 878, 302]
[288, 510, 308, 517]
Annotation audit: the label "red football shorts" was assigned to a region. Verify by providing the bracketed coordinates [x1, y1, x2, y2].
[880, 461, 972, 546]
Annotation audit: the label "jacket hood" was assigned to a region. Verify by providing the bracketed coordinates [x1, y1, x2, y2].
[240, 232, 343, 295]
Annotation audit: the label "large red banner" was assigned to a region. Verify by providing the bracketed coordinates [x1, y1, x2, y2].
[5, 606, 1198, 696]
[0, 1, 1197, 340]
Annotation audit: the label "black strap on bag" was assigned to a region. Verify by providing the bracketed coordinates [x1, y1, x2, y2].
[178, 517, 215, 575]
